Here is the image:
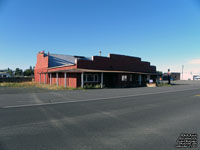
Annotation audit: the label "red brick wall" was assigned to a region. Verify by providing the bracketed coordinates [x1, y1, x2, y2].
[34, 51, 78, 88]
[34, 52, 49, 83]
[49, 73, 78, 88]
[77, 54, 156, 73]
[47, 66, 78, 88]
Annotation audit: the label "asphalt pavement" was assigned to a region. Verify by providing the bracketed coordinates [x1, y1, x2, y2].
[1, 80, 200, 150]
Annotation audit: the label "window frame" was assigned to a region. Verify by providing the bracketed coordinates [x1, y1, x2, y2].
[84, 74, 99, 83]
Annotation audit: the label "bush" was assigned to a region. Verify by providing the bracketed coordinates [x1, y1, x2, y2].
[84, 84, 101, 89]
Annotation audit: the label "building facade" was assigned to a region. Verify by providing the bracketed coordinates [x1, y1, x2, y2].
[34, 51, 158, 88]
[0, 70, 10, 78]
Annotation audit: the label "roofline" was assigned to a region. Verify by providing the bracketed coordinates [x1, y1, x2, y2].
[47, 64, 76, 69]
[38, 68, 159, 75]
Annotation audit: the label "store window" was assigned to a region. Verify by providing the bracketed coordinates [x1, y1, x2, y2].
[121, 75, 128, 81]
[84, 74, 99, 82]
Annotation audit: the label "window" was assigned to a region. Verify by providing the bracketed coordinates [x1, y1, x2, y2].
[121, 75, 127, 81]
[84, 74, 99, 82]
[130, 75, 133, 81]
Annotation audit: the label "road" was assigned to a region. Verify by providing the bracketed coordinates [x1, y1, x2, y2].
[1, 81, 200, 150]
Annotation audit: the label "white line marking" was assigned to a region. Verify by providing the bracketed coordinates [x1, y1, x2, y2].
[2, 87, 200, 109]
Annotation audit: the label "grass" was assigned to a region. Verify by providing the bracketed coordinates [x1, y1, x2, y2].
[0, 82, 172, 89]
[0, 82, 83, 90]
[157, 82, 172, 87]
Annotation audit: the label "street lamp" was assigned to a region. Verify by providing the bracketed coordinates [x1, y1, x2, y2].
[182, 65, 184, 80]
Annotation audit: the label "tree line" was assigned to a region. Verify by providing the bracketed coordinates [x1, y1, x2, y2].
[7, 66, 34, 77]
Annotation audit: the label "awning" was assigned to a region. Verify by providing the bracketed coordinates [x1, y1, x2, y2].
[38, 68, 161, 75]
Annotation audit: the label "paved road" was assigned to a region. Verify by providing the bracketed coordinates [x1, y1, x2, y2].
[1, 81, 200, 150]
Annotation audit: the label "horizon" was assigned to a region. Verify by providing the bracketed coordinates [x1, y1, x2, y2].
[0, 0, 200, 77]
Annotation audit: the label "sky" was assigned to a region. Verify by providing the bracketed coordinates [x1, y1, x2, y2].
[0, 0, 200, 75]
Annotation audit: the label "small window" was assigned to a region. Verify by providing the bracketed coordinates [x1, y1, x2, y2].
[84, 74, 99, 82]
[121, 75, 127, 81]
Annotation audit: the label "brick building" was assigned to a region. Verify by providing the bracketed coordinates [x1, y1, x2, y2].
[34, 51, 159, 88]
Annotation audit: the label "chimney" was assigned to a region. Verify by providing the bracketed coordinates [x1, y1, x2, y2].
[39, 50, 45, 54]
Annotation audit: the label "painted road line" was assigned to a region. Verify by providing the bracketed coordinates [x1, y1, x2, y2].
[2, 87, 200, 109]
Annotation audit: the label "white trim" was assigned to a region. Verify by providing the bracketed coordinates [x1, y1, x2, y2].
[56, 73, 59, 86]
[50, 73, 52, 85]
[101, 72, 103, 88]
[48, 64, 75, 69]
[81, 72, 84, 88]
[139, 74, 142, 86]
[64, 72, 67, 88]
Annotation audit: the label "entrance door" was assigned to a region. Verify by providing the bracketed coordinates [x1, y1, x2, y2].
[104, 73, 119, 87]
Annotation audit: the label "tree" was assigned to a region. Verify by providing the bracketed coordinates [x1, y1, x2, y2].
[15, 68, 23, 76]
[23, 66, 34, 76]
[7, 68, 13, 77]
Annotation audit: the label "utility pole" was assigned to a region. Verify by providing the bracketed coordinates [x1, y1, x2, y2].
[182, 65, 184, 80]
[168, 69, 171, 84]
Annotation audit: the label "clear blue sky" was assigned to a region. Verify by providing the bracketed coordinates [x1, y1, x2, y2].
[0, 0, 200, 73]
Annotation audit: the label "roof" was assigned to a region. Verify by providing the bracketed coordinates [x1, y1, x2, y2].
[48, 54, 91, 68]
[39, 68, 160, 75]
[0, 70, 9, 74]
[0, 69, 9, 72]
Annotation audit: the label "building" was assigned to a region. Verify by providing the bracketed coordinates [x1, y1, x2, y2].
[0, 70, 10, 78]
[162, 72, 180, 81]
[34, 51, 159, 88]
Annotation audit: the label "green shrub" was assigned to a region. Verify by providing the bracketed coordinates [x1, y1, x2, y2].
[84, 84, 101, 89]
